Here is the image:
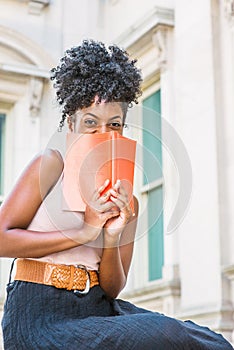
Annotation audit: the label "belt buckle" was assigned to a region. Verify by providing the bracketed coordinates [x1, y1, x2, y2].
[73, 265, 90, 296]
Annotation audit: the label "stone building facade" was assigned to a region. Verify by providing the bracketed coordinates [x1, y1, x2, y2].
[0, 0, 234, 348]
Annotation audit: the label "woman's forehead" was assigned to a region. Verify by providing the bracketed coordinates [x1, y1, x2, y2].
[76, 102, 123, 119]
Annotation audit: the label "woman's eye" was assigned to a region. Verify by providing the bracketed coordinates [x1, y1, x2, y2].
[84, 119, 97, 127]
[109, 122, 122, 129]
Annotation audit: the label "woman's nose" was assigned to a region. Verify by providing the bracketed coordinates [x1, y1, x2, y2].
[97, 124, 108, 133]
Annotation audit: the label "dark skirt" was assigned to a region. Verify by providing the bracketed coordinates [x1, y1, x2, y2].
[1, 281, 233, 350]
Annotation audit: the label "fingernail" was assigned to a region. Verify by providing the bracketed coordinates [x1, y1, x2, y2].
[104, 179, 110, 186]
[110, 189, 117, 196]
[115, 179, 121, 188]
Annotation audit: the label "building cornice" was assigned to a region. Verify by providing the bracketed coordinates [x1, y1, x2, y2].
[0, 62, 50, 79]
[113, 7, 174, 89]
[114, 6, 174, 49]
[121, 278, 180, 303]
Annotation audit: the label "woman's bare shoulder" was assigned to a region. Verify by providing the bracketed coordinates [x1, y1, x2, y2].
[39, 148, 64, 176]
[0, 149, 64, 230]
[33, 148, 64, 198]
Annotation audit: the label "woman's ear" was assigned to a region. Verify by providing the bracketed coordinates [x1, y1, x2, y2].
[67, 116, 74, 132]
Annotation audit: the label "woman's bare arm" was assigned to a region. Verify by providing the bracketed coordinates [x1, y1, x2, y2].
[99, 196, 138, 298]
[0, 149, 97, 258]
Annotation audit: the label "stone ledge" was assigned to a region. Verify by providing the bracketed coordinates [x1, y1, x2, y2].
[223, 264, 234, 279]
[120, 278, 181, 316]
[177, 304, 234, 345]
[28, 0, 50, 15]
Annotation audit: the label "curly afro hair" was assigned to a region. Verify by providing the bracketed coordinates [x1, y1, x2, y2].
[50, 39, 142, 130]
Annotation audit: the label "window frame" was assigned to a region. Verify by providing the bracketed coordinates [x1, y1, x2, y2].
[141, 85, 164, 282]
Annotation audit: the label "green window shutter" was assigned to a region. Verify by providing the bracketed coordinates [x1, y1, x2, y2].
[142, 91, 162, 184]
[148, 186, 164, 280]
[0, 114, 6, 196]
[142, 91, 164, 281]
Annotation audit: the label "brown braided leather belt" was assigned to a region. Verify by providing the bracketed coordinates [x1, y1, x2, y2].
[15, 258, 99, 294]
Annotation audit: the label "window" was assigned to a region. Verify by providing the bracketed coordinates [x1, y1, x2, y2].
[0, 113, 6, 197]
[142, 90, 164, 281]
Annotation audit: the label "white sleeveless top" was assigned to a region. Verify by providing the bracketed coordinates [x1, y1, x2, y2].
[27, 167, 103, 271]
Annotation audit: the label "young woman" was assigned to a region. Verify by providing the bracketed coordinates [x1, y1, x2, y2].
[0, 40, 233, 349]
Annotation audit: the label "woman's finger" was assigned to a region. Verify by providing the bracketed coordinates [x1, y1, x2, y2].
[98, 179, 110, 194]
[100, 200, 117, 212]
[113, 180, 128, 199]
[118, 183, 129, 199]
[113, 179, 121, 190]
[91, 200, 116, 213]
[92, 179, 110, 201]
[110, 195, 130, 211]
[109, 189, 128, 206]
[103, 210, 120, 221]
[110, 197, 132, 222]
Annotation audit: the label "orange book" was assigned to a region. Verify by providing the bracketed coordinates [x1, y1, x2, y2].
[62, 131, 136, 214]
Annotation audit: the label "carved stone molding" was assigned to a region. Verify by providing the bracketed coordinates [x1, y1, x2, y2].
[28, 0, 50, 15]
[224, 0, 234, 21]
[0, 25, 55, 67]
[29, 78, 44, 116]
[152, 24, 171, 71]
[114, 7, 174, 89]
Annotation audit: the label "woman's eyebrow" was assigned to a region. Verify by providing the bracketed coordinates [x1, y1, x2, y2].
[83, 113, 99, 119]
[83, 113, 122, 120]
[109, 115, 122, 121]
[108, 116, 122, 120]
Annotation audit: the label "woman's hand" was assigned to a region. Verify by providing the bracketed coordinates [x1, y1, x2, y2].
[103, 180, 132, 246]
[99, 192, 138, 297]
[83, 179, 119, 243]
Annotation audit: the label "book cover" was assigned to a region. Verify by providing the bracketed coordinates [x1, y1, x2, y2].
[62, 131, 136, 214]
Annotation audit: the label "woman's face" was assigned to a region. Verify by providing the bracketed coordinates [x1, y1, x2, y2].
[73, 102, 124, 135]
